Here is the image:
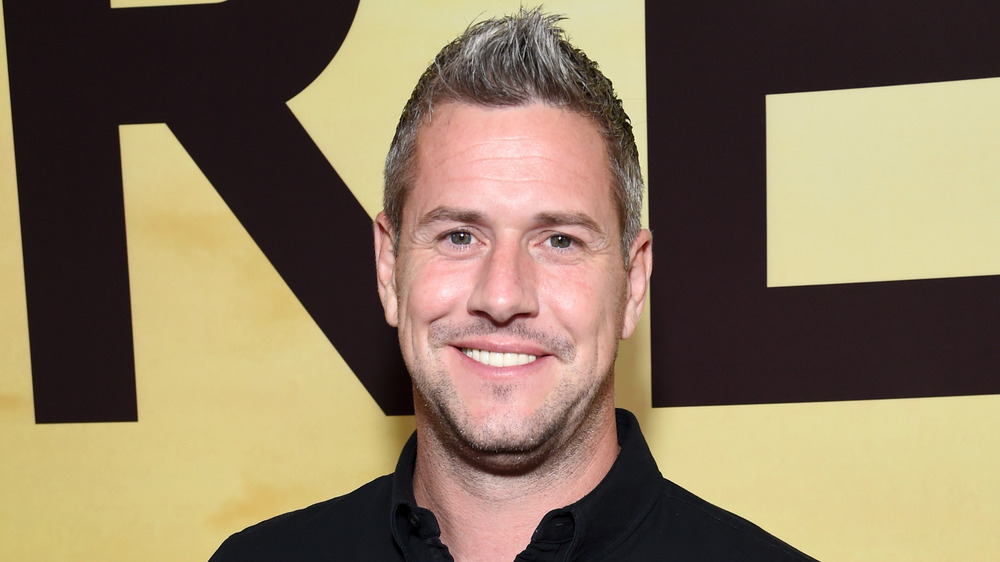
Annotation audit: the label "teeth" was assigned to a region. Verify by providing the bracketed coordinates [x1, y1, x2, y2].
[462, 348, 537, 367]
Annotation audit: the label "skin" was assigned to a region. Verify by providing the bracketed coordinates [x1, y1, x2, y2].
[374, 102, 652, 561]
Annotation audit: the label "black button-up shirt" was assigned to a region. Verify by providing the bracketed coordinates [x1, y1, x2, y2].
[211, 409, 817, 561]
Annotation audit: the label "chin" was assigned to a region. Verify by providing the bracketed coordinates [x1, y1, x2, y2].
[463, 415, 556, 454]
[442, 397, 596, 470]
[413, 361, 616, 466]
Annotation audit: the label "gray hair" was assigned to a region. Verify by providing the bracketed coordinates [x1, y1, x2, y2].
[383, 7, 643, 262]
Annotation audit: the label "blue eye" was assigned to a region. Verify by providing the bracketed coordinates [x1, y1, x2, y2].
[449, 231, 474, 245]
[549, 235, 573, 249]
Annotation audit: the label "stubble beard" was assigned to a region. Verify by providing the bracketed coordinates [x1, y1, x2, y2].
[408, 320, 617, 473]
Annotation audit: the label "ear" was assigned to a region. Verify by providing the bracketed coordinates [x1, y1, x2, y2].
[620, 228, 652, 340]
[373, 211, 399, 327]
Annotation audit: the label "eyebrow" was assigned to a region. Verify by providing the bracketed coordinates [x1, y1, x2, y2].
[415, 206, 485, 230]
[532, 211, 604, 234]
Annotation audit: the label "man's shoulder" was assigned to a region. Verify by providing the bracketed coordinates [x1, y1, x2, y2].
[625, 477, 816, 560]
[209, 474, 397, 561]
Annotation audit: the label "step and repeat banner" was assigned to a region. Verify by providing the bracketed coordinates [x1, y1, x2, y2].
[2, 1, 999, 560]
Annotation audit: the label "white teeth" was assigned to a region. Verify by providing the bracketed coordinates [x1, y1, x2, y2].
[462, 348, 537, 367]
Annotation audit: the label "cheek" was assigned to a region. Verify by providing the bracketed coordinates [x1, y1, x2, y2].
[397, 259, 472, 324]
[540, 266, 623, 333]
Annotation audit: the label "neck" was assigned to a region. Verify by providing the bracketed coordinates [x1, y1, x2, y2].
[411, 402, 619, 562]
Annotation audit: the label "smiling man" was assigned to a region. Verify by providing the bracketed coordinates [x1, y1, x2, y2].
[211, 9, 815, 561]
[382, 102, 631, 479]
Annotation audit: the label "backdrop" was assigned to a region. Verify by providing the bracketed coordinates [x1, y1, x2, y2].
[2, 1, 999, 560]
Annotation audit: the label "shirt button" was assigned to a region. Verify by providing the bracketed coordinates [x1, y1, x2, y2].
[408, 512, 421, 528]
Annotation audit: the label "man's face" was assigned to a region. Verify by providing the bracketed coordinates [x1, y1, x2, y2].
[375, 102, 650, 459]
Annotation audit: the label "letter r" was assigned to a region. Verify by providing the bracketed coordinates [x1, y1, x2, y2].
[5, 0, 411, 423]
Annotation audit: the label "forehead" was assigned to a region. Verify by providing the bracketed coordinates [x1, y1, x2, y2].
[407, 102, 615, 227]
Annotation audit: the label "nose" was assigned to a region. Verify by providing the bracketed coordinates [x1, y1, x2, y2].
[467, 238, 539, 324]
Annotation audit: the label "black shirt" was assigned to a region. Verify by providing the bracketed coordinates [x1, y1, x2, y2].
[210, 409, 817, 561]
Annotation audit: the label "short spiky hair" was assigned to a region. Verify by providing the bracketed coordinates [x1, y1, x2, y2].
[383, 8, 643, 261]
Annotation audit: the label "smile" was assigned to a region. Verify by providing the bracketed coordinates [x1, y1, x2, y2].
[461, 348, 538, 367]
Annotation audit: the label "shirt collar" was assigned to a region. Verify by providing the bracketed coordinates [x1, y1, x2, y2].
[389, 433, 444, 558]
[561, 409, 663, 559]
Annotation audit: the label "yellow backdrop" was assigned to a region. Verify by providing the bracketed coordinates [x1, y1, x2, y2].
[2, 1, 998, 560]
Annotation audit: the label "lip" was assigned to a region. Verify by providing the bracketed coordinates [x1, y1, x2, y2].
[447, 337, 554, 374]
[453, 347, 554, 376]
[448, 338, 551, 358]
[461, 347, 538, 367]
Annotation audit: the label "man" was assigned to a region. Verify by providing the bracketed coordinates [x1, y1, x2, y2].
[212, 9, 816, 561]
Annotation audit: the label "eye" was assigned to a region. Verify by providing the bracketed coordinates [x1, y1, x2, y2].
[448, 231, 475, 245]
[548, 234, 574, 249]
